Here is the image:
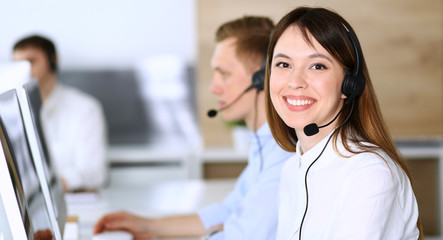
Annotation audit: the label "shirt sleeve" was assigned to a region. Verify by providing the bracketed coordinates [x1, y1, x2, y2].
[209, 230, 224, 240]
[198, 165, 251, 229]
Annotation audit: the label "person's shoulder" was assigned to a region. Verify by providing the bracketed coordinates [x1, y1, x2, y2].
[59, 84, 102, 109]
[346, 143, 390, 165]
[59, 84, 94, 101]
[337, 139, 384, 161]
[334, 139, 393, 173]
[340, 142, 406, 186]
[262, 136, 293, 168]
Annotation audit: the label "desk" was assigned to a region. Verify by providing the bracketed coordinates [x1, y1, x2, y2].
[66, 179, 236, 240]
[108, 143, 202, 179]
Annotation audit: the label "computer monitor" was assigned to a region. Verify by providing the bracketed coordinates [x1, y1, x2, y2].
[0, 137, 27, 239]
[0, 89, 54, 239]
[58, 69, 150, 144]
[18, 80, 67, 238]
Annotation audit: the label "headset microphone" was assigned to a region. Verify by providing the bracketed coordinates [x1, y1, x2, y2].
[208, 95, 241, 118]
[207, 109, 217, 117]
[303, 104, 345, 136]
[206, 83, 257, 118]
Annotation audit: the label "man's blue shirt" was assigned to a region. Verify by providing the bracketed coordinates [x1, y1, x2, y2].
[198, 123, 292, 239]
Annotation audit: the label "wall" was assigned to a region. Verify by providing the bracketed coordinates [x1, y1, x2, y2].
[197, 0, 443, 147]
[0, 0, 196, 69]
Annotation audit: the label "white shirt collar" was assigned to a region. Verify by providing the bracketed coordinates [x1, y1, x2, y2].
[295, 131, 341, 171]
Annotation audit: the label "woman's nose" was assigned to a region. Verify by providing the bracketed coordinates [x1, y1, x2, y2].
[287, 69, 307, 89]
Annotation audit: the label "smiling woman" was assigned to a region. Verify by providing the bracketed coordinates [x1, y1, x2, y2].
[265, 6, 423, 240]
[269, 25, 347, 146]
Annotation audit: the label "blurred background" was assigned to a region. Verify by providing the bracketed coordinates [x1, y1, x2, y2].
[0, 0, 442, 237]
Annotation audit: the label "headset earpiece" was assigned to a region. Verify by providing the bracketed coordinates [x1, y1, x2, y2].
[341, 24, 365, 103]
[49, 60, 56, 72]
[341, 71, 356, 101]
[251, 68, 265, 91]
[48, 54, 57, 72]
[250, 56, 267, 91]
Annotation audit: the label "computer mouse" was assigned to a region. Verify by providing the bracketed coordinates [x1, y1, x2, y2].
[91, 230, 133, 240]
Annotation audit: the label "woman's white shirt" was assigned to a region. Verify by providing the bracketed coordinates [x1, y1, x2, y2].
[277, 134, 419, 240]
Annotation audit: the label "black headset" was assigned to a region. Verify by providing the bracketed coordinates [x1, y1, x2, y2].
[248, 56, 267, 91]
[49, 58, 57, 72]
[40, 44, 57, 72]
[341, 23, 365, 103]
[250, 56, 267, 172]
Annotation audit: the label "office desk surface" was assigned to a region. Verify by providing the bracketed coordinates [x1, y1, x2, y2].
[66, 179, 236, 240]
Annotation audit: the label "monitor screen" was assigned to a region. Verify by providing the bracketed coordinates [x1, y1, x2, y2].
[20, 80, 67, 236]
[0, 194, 13, 240]
[58, 70, 150, 144]
[0, 89, 54, 239]
[0, 133, 28, 240]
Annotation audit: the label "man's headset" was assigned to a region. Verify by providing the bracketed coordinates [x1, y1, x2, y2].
[248, 57, 266, 91]
[207, 57, 266, 118]
[49, 59, 56, 72]
[45, 52, 57, 72]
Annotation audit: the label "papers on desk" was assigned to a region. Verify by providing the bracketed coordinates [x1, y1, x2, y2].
[65, 191, 100, 204]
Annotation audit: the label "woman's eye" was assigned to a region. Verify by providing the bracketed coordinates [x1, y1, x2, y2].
[310, 63, 327, 70]
[276, 62, 290, 68]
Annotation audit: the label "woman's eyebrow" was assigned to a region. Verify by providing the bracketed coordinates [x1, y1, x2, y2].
[273, 53, 290, 60]
[273, 52, 333, 63]
[308, 53, 333, 63]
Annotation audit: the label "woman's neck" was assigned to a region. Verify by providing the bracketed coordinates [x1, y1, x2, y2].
[296, 125, 336, 154]
[297, 101, 345, 153]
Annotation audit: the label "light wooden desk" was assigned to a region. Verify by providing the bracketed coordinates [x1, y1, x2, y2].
[66, 179, 236, 240]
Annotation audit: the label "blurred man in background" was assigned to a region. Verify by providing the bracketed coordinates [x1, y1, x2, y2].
[13, 35, 108, 192]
